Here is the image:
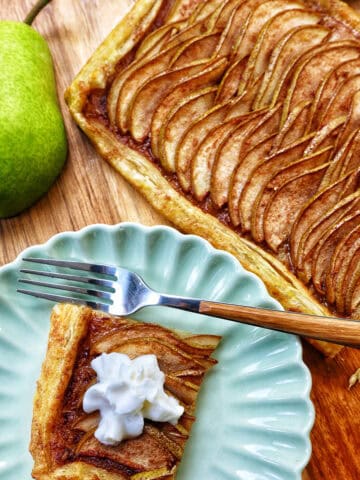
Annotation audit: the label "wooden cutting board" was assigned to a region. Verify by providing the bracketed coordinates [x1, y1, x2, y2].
[1, 1, 360, 478]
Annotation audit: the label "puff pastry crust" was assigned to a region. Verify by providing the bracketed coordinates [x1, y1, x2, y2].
[30, 304, 220, 479]
[65, 0, 360, 356]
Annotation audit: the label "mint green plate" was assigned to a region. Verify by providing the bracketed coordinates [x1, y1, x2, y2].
[0, 223, 314, 479]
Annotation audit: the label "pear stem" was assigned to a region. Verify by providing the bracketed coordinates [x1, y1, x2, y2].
[24, 0, 52, 25]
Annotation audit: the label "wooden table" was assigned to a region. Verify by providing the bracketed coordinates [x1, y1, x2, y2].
[1, 1, 360, 478]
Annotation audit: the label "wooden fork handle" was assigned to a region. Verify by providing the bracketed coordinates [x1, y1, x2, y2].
[199, 301, 360, 348]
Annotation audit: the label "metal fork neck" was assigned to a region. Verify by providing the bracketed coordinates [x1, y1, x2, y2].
[158, 294, 201, 313]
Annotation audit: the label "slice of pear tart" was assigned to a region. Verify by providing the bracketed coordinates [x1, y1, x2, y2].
[30, 304, 221, 479]
[66, 0, 360, 356]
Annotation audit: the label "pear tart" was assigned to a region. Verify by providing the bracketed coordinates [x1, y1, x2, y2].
[66, 0, 360, 356]
[30, 304, 221, 479]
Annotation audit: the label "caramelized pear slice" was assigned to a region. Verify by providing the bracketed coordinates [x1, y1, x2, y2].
[191, 111, 264, 201]
[302, 115, 346, 157]
[130, 57, 227, 142]
[212, 3, 243, 57]
[77, 431, 176, 472]
[251, 146, 332, 243]
[319, 74, 360, 128]
[290, 171, 360, 268]
[216, 57, 248, 103]
[214, 0, 269, 58]
[237, 134, 312, 231]
[182, 334, 221, 350]
[175, 88, 262, 191]
[176, 102, 230, 191]
[263, 162, 330, 252]
[254, 25, 330, 109]
[295, 190, 360, 283]
[159, 87, 217, 172]
[326, 223, 360, 306]
[170, 32, 221, 68]
[234, 0, 305, 61]
[214, 0, 247, 30]
[210, 106, 278, 208]
[344, 252, 360, 315]
[166, 0, 204, 23]
[308, 57, 360, 131]
[228, 133, 278, 227]
[108, 23, 183, 126]
[319, 129, 359, 188]
[73, 412, 100, 432]
[239, 9, 319, 94]
[135, 21, 185, 60]
[144, 424, 184, 460]
[115, 43, 184, 132]
[335, 91, 360, 148]
[151, 56, 226, 159]
[112, 337, 208, 373]
[165, 375, 198, 405]
[311, 211, 360, 295]
[190, 0, 225, 24]
[281, 42, 360, 126]
[271, 100, 313, 155]
[116, 15, 218, 132]
[92, 322, 218, 358]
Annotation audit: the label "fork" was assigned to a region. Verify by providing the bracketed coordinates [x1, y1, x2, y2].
[17, 257, 360, 348]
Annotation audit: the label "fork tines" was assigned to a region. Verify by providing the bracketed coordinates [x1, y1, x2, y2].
[17, 257, 116, 311]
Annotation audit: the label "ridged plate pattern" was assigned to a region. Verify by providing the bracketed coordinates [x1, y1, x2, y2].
[0, 223, 314, 479]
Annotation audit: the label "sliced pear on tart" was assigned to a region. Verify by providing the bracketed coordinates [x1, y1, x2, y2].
[116, 15, 221, 132]
[234, 0, 305, 63]
[326, 223, 360, 306]
[251, 146, 333, 243]
[295, 190, 360, 283]
[254, 26, 330, 109]
[239, 8, 319, 94]
[158, 86, 217, 172]
[135, 20, 186, 60]
[319, 130, 359, 188]
[212, 0, 247, 30]
[191, 110, 268, 201]
[311, 210, 360, 295]
[228, 133, 278, 227]
[302, 115, 347, 156]
[319, 75, 360, 130]
[216, 57, 248, 103]
[308, 57, 360, 131]
[270, 99, 312, 153]
[175, 101, 230, 191]
[130, 57, 228, 142]
[108, 22, 185, 126]
[334, 90, 360, 148]
[236, 134, 313, 231]
[170, 32, 221, 68]
[115, 43, 187, 133]
[188, 0, 226, 24]
[290, 170, 360, 268]
[150, 56, 227, 158]
[213, 2, 250, 57]
[30, 305, 221, 479]
[281, 42, 360, 125]
[263, 162, 330, 252]
[210, 105, 281, 207]
[344, 250, 360, 316]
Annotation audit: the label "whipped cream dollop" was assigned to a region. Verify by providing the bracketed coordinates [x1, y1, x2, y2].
[83, 352, 184, 446]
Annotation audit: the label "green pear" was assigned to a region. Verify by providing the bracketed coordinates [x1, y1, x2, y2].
[0, 19, 67, 218]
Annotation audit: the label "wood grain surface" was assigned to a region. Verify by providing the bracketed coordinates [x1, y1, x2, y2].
[1, 1, 360, 478]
